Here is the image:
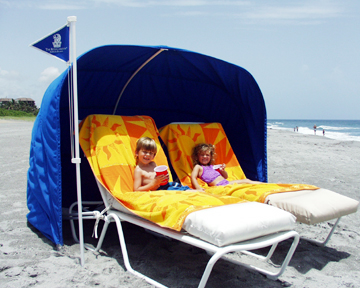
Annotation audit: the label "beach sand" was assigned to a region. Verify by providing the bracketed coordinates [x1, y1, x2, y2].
[0, 120, 359, 287]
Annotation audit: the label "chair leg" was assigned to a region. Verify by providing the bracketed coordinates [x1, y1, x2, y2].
[68, 201, 103, 244]
[105, 213, 168, 288]
[302, 217, 341, 246]
[95, 213, 299, 287]
[240, 242, 278, 261]
[69, 202, 80, 243]
[265, 242, 278, 261]
[95, 218, 111, 252]
[266, 233, 299, 280]
[198, 251, 225, 288]
[214, 232, 299, 281]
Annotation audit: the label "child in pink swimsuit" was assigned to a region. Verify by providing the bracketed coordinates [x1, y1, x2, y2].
[191, 143, 262, 190]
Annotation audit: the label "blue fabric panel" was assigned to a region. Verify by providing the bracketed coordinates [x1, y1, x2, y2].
[65, 45, 267, 181]
[27, 45, 267, 245]
[27, 72, 66, 245]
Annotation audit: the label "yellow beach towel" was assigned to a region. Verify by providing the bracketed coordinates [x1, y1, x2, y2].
[79, 115, 245, 231]
[159, 122, 318, 202]
[159, 122, 247, 187]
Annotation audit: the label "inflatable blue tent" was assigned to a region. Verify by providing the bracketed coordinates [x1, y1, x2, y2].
[27, 45, 267, 245]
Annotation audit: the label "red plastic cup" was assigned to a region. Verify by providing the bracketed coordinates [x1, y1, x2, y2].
[213, 164, 222, 173]
[154, 165, 169, 185]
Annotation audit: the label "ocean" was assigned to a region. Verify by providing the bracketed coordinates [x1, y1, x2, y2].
[267, 119, 360, 142]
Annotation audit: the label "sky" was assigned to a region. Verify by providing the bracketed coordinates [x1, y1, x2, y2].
[0, 0, 359, 120]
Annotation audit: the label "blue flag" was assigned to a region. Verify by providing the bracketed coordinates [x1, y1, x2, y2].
[30, 25, 69, 62]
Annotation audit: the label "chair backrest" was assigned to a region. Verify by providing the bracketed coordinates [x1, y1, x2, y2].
[159, 122, 246, 188]
[95, 177, 135, 214]
[79, 116, 247, 231]
[79, 114, 172, 196]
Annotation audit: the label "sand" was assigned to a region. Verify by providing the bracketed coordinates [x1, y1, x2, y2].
[0, 120, 359, 288]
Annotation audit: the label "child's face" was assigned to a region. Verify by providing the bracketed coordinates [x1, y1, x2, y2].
[136, 149, 156, 165]
[198, 149, 211, 165]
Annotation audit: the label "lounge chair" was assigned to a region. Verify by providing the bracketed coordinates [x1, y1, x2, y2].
[78, 114, 300, 288]
[159, 122, 359, 246]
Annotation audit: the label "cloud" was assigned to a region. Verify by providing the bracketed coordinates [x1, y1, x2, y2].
[0, 0, 88, 10]
[301, 64, 310, 72]
[48, 1, 344, 26]
[39, 67, 61, 83]
[0, 68, 23, 99]
[0, 66, 58, 105]
[38, 3, 87, 10]
[1, 0, 250, 9]
[0, 0, 345, 23]
[0, 67, 20, 80]
[91, 0, 249, 8]
[241, 2, 342, 24]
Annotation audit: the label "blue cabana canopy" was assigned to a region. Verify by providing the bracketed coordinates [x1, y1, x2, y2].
[27, 45, 267, 245]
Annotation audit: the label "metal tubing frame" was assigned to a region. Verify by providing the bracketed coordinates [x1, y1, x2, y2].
[301, 217, 342, 246]
[112, 48, 167, 115]
[94, 209, 299, 288]
[67, 201, 104, 244]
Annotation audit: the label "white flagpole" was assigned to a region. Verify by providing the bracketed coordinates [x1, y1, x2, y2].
[67, 16, 84, 266]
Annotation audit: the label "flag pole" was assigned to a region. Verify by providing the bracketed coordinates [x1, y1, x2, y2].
[67, 16, 84, 266]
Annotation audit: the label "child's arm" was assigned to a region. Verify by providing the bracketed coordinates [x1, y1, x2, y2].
[191, 165, 204, 190]
[218, 163, 228, 179]
[133, 167, 163, 191]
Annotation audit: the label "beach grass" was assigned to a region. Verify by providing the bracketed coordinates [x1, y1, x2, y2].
[0, 108, 37, 121]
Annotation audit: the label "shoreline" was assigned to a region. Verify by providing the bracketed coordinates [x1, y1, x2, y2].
[0, 121, 359, 287]
[268, 127, 360, 145]
[267, 119, 360, 142]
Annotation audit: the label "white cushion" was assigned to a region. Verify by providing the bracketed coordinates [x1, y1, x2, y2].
[183, 202, 296, 247]
[266, 188, 359, 225]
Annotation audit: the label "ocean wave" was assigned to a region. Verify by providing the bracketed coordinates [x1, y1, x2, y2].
[267, 120, 360, 142]
[267, 124, 291, 131]
[318, 125, 360, 131]
[324, 132, 360, 142]
[268, 125, 360, 142]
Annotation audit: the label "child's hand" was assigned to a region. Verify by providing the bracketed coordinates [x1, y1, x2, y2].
[218, 163, 228, 179]
[219, 163, 226, 171]
[157, 174, 169, 182]
[153, 174, 169, 186]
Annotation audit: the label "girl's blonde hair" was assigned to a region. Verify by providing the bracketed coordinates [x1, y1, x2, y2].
[192, 143, 216, 166]
[135, 137, 157, 164]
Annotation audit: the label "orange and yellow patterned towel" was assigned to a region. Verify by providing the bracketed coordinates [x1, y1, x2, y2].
[159, 122, 247, 187]
[79, 115, 246, 231]
[159, 122, 318, 202]
[203, 183, 318, 203]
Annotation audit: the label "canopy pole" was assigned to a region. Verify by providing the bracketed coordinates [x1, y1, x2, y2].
[112, 48, 167, 115]
[68, 16, 84, 267]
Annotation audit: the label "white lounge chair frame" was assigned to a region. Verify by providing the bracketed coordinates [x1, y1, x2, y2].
[93, 180, 299, 288]
[64, 201, 103, 245]
[300, 218, 341, 246]
[265, 190, 358, 246]
[160, 122, 359, 247]
[64, 189, 340, 249]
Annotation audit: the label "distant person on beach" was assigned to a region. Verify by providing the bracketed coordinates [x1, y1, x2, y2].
[296, 126, 298, 132]
[323, 129, 325, 136]
[313, 124, 317, 135]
